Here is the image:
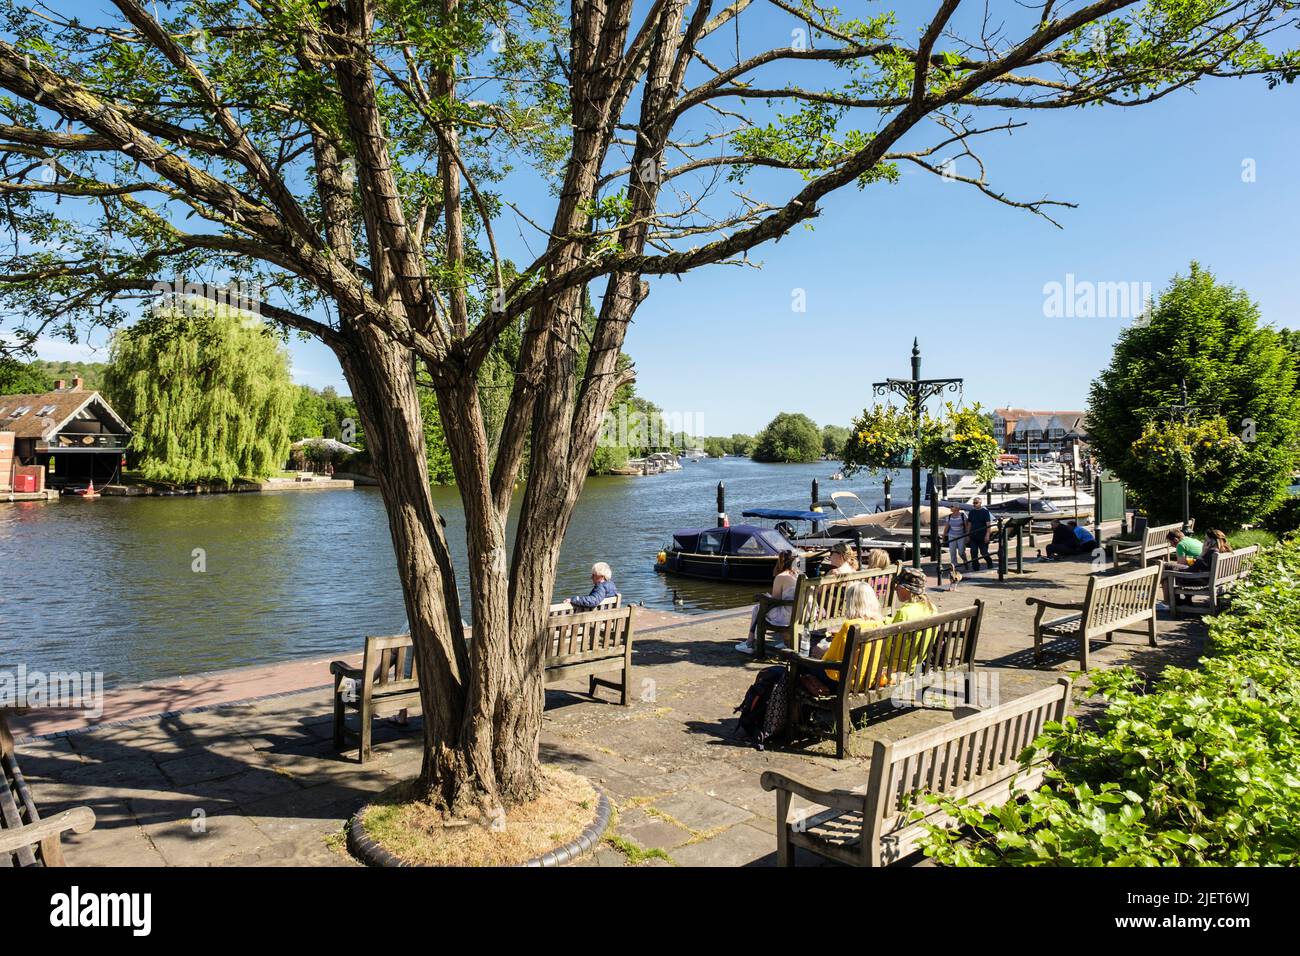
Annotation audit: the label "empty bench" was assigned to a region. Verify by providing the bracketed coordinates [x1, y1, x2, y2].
[1, 710, 96, 867]
[1168, 544, 1259, 616]
[330, 600, 625, 762]
[331, 634, 421, 763]
[1026, 563, 1160, 672]
[755, 564, 900, 658]
[543, 605, 637, 705]
[785, 602, 985, 759]
[761, 677, 1072, 866]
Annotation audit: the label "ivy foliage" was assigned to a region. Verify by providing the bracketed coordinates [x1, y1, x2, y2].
[919, 538, 1300, 866]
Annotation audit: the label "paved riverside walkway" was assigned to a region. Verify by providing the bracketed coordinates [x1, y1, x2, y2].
[14, 558, 1209, 867]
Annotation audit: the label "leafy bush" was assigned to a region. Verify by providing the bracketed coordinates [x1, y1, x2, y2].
[752, 412, 823, 463]
[919, 540, 1300, 865]
[1262, 496, 1300, 537]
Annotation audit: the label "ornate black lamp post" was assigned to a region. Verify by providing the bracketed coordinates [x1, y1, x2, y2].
[873, 339, 963, 568]
[1140, 378, 1216, 533]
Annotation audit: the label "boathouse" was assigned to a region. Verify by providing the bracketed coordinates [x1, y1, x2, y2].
[0, 378, 131, 491]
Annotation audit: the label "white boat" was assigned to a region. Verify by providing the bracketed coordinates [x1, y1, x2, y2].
[646, 452, 683, 471]
[945, 473, 1094, 519]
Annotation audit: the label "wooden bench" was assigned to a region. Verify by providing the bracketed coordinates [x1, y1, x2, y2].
[1108, 518, 1192, 570]
[761, 677, 1072, 866]
[331, 634, 421, 763]
[329, 599, 623, 762]
[1168, 545, 1259, 616]
[1027, 563, 1160, 672]
[755, 564, 900, 658]
[1, 710, 96, 867]
[784, 602, 984, 759]
[548, 594, 621, 615]
[542, 605, 636, 705]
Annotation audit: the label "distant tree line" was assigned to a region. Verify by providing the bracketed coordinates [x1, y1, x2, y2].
[695, 418, 850, 463]
[0, 358, 109, 394]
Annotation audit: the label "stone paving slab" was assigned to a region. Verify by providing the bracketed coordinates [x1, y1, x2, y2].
[17, 557, 1209, 867]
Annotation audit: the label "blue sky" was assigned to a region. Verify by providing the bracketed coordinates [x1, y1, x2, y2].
[33, 4, 1300, 436]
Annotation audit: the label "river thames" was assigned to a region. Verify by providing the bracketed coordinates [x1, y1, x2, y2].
[0, 457, 891, 687]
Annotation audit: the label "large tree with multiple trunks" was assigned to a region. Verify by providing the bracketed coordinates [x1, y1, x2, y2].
[0, 0, 1295, 819]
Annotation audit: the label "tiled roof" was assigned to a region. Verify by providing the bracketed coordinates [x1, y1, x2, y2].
[0, 389, 130, 440]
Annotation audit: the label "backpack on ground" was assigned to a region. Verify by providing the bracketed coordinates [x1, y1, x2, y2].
[734, 665, 789, 750]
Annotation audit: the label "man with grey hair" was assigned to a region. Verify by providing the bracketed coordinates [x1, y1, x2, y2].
[566, 561, 620, 609]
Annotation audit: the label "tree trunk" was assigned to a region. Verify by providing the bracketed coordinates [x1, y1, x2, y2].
[334, 323, 506, 817]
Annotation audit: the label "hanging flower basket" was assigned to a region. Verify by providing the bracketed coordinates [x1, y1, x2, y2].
[918, 404, 1000, 480]
[842, 405, 916, 475]
[1130, 417, 1245, 478]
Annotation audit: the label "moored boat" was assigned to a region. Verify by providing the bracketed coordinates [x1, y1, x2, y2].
[654, 523, 827, 583]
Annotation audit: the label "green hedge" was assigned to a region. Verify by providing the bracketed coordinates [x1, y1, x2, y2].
[919, 540, 1300, 865]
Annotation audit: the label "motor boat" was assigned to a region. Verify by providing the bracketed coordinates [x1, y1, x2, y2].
[654, 523, 828, 583]
[944, 473, 1093, 519]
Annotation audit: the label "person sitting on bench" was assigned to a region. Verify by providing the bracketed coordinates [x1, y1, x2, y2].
[565, 562, 621, 609]
[801, 582, 887, 693]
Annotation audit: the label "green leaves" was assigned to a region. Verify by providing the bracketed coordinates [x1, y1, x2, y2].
[917, 537, 1300, 866]
[103, 302, 297, 484]
[752, 412, 824, 463]
[1088, 263, 1300, 527]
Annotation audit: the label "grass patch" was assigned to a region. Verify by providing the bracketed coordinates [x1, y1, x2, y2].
[359, 766, 597, 867]
[604, 834, 674, 865]
[1229, 528, 1277, 549]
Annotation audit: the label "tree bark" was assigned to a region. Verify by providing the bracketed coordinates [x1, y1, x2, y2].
[335, 323, 509, 817]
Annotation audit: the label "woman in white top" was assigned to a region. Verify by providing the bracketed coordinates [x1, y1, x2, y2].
[943, 507, 971, 572]
[736, 550, 800, 654]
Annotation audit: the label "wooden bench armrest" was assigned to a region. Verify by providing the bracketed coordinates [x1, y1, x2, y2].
[329, 660, 363, 678]
[777, 651, 834, 673]
[1024, 597, 1082, 612]
[755, 594, 793, 606]
[759, 771, 865, 814]
[0, 806, 96, 856]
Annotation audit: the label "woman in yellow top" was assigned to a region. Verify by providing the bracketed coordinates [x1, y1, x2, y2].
[808, 569, 938, 692]
[810, 582, 886, 685]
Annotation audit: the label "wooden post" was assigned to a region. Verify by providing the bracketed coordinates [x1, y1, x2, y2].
[811, 477, 819, 510]
[716, 481, 727, 527]
[883, 475, 892, 511]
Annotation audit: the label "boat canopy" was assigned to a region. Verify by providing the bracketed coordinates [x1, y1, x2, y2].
[741, 508, 833, 523]
[670, 524, 796, 555]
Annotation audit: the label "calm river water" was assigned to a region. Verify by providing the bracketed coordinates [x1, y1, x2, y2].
[0, 458, 890, 687]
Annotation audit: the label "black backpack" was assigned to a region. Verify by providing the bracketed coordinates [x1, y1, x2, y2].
[734, 665, 789, 750]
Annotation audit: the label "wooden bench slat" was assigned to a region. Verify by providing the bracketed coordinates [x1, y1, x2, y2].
[1, 712, 93, 867]
[764, 677, 1072, 867]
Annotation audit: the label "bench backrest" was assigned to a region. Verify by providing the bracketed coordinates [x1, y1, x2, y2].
[864, 676, 1073, 864]
[542, 605, 636, 668]
[1211, 545, 1259, 589]
[1141, 520, 1192, 560]
[1080, 563, 1160, 637]
[840, 601, 983, 695]
[359, 634, 419, 704]
[791, 564, 900, 635]
[548, 594, 621, 616]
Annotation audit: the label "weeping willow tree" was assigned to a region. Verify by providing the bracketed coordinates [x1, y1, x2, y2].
[104, 303, 296, 483]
